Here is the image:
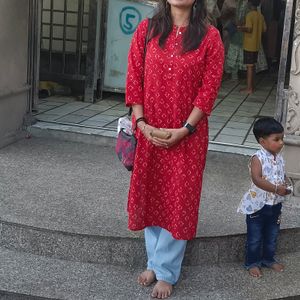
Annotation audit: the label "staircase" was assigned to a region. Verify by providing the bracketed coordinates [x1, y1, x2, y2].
[0, 135, 299, 299]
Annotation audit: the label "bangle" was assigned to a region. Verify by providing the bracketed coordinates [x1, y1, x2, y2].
[136, 117, 146, 126]
[274, 184, 278, 194]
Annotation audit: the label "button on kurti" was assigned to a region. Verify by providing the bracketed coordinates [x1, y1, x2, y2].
[126, 19, 224, 240]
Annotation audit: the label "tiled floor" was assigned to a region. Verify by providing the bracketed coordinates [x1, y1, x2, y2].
[34, 73, 277, 148]
[34, 95, 126, 137]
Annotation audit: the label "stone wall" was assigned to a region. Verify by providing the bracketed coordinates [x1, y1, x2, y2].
[0, 0, 29, 148]
[284, 0, 300, 199]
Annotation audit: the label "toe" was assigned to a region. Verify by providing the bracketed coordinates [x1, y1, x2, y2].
[249, 267, 262, 278]
[138, 277, 144, 285]
[151, 289, 158, 298]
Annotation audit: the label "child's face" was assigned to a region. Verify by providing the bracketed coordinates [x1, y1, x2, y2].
[260, 133, 284, 155]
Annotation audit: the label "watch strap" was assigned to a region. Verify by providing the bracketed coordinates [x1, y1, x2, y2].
[183, 122, 196, 134]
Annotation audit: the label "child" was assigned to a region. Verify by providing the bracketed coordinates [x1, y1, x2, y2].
[238, 0, 266, 93]
[238, 117, 292, 278]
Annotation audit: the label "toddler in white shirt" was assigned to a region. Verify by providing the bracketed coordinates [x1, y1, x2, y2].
[238, 117, 292, 277]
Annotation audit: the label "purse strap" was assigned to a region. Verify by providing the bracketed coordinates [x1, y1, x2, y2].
[128, 18, 152, 117]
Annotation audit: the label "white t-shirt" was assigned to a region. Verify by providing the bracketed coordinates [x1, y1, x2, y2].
[237, 147, 286, 215]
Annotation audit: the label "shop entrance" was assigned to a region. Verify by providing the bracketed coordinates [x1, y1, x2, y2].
[33, 0, 156, 131]
[206, 0, 294, 151]
[32, 0, 296, 153]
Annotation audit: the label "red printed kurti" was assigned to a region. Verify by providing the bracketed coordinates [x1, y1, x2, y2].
[126, 19, 224, 240]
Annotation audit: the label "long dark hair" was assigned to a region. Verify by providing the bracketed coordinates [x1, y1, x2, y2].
[149, 0, 208, 53]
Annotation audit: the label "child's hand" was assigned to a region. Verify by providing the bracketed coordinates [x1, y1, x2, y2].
[286, 188, 292, 195]
[277, 184, 290, 196]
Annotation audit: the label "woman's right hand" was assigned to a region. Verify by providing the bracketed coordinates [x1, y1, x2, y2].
[140, 123, 155, 141]
[138, 122, 167, 147]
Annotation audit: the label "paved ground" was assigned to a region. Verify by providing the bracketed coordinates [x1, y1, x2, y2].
[0, 137, 299, 238]
[34, 72, 277, 149]
[0, 135, 299, 300]
[0, 247, 299, 300]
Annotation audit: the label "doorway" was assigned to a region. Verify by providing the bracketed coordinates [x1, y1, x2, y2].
[207, 0, 294, 151]
[32, 0, 296, 153]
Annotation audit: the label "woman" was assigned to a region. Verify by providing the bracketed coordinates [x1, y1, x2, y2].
[223, 0, 267, 80]
[126, 0, 224, 298]
[220, 0, 236, 54]
[207, 0, 221, 27]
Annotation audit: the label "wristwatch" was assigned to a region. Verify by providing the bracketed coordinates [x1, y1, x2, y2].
[183, 121, 196, 135]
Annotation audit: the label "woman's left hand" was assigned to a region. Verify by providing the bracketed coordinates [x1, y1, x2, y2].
[152, 128, 189, 149]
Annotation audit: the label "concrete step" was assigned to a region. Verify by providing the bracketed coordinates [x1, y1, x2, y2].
[1, 218, 299, 268]
[0, 292, 52, 300]
[0, 247, 299, 300]
[0, 137, 299, 267]
[29, 122, 116, 148]
[30, 121, 258, 156]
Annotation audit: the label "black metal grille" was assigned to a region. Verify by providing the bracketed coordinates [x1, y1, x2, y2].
[40, 0, 89, 79]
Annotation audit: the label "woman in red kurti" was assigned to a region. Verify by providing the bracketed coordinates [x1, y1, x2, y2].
[126, 0, 224, 298]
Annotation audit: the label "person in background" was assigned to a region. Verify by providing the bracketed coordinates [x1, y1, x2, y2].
[207, 0, 221, 27]
[238, 0, 266, 94]
[220, 0, 236, 55]
[238, 117, 292, 277]
[223, 0, 267, 81]
[125, 0, 224, 298]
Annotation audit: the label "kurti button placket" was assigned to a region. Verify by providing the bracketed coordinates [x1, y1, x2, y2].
[169, 27, 182, 76]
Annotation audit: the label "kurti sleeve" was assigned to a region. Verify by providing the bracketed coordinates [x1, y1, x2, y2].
[193, 28, 224, 116]
[125, 19, 148, 107]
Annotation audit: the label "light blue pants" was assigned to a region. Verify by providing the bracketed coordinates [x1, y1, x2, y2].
[144, 226, 187, 285]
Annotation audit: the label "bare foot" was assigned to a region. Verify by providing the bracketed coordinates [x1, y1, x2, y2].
[249, 266, 262, 278]
[240, 87, 254, 94]
[270, 263, 284, 272]
[151, 281, 173, 299]
[138, 270, 156, 286]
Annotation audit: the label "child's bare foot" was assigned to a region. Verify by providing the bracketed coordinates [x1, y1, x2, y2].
[240, 87, 254, 94]
[151, 280, 173, 299]
[270, 263, 284, 272]
[249, 266, 262, 278]
[138, 270, 156, 286]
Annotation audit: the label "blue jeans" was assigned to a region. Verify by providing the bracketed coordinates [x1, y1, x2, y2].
[245, 203, 282, 269]
[144, 226, 187, 285]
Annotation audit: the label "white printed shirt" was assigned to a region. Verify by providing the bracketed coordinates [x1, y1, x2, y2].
[237, 147, 286, 215]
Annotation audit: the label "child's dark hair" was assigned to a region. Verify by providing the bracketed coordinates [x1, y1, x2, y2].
[253, 117, 284, 142]
[249, 0, 261, 7]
